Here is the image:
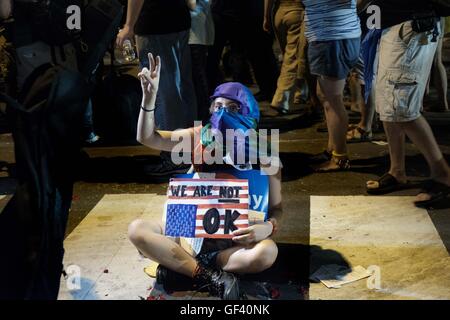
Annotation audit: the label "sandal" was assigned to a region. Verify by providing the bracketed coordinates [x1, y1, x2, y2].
[414, 180, 450, 208]
[309, 150, 332, 164]
[347, 126, 373, 143]
[366, 173, 411, 195]
[314, 153, 350, 173]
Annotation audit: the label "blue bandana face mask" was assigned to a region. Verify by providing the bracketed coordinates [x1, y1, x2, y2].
[207, 109, 258, 165]
[210, 108, 256, 134]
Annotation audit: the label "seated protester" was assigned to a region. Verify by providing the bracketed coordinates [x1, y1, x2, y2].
[128, 53, 283, 300]
[365, 0, 450, 208]
[303, 0, 361, 172]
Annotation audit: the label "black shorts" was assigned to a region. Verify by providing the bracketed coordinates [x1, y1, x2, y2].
[196, 239, 234, 270]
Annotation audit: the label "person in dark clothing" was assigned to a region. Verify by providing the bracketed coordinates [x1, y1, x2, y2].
[189, 0, 215, 123]
[244, 0, 279, 102]
[117, 0, 198, 176]
[206, 0, 247, 92]
[0, 68, 90, 300]
[207, 0, 279, 101]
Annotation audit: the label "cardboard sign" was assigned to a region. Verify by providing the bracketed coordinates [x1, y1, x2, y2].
[164, 179, 249, 239]
[177, 169, 269, 220]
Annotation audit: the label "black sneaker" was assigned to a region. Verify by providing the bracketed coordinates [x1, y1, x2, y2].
[156, 265, 196, 293]
[156, 265, 240, 299]
[193, 266, 240, 300]
[208, 270, 240, 300]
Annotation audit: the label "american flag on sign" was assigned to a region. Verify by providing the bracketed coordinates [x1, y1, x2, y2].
[164, 179, 249, 239]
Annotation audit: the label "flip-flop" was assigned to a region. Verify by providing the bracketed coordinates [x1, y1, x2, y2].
[367, 173, 411, 195]
[347, 126, 373, 143]
[414, 180, 450, 208]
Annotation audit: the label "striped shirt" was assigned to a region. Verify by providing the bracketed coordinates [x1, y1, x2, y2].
[303, 0, 361, 42]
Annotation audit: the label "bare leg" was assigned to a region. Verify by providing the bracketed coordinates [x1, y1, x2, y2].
[349, 73, 364, 113]
[359, 85, 376, 131]
[367, 121, 408, 189]
[128, 219, 198, 277]
[216, 239, 278, 274]
[432, 35, 449, 111]
[401, 116, 450, 201]
[318, 77, 348, 156]
[316, 81, 333, 152]
[308, 75, 321, 113]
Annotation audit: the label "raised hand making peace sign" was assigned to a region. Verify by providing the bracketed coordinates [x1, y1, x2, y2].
[138, 53, 161, 109]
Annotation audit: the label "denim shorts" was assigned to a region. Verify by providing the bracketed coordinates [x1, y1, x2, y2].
[308, 38, 360, 80]
[376, 20, 441, 122]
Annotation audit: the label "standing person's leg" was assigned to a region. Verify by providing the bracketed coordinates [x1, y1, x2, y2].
[271, 6, 302, 113]
[207, 12, 227, 93]
[347, 83, 375, 142]
[137, 34, 177, 130]
[246, 18, 279, 101]
[360, 85, 377, 132]
[402, 117, 450, 203]
[310, 38, 360, 171]
[83, 99, 100, 144]
[297, 15, 321, 116]
[229, 20, 253, 86]
[317, 77, 348, 156]
[366, 121, 407, 192]
[367, 20, 450, 202]
[136, 34, 191, 175]
[137, 32, 195, 131]
[349, 71, 364, 113]
[190, 44, 210, 123]
[178, 30, 198, 127]
[270, 4, 287, 110]
[431, 18, 449, 111]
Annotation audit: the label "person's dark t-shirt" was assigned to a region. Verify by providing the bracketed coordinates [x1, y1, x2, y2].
[372, 0, 437, 29]
[134, 0, 191, 35]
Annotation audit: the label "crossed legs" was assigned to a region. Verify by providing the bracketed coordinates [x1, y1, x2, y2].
[127, 219, 278, 276]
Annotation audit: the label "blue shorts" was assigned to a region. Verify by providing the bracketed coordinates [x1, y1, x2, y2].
[308, 38, 360, 80]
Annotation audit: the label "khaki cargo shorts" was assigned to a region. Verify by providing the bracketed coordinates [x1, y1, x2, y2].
[376, 20, 442, 122]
